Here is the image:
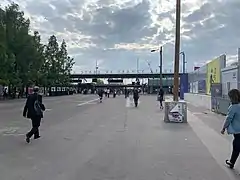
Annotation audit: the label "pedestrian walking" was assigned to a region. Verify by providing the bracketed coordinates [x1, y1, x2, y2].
[221, 89, 240, 169]
[107, 88, 110, 98]
[97, 88, 104, 103]
[23, 86, 45, 143]
[158, 88, 164, 109]
[133, 88, 139, 107]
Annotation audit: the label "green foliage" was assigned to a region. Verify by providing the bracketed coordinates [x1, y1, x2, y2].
[0, 3, 75, 88]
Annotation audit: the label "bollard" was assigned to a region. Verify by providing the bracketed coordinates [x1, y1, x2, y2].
[164, 99, 187, 123]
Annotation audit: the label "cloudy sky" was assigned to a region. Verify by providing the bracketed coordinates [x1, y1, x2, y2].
[1, 0, 240, 74]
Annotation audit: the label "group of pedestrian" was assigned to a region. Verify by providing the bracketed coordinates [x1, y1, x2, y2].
[21, 85, 240, 170]
[104, 88, 110, 98]
[97, 88, 118, 103]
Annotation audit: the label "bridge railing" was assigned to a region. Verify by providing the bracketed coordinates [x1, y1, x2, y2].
[77, 69, 173, 74]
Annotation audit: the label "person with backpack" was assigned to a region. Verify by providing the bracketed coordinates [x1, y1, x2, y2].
[221, 89, 240, 169]
[23, 86, 45, 143]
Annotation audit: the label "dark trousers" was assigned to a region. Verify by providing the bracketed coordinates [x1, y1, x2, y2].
[159, 96, 163, 107]
[160, 100, 163, 107]
[230, 134, 240, 165]
[133, 97, 139, 102]
[27, 117, 41, 138]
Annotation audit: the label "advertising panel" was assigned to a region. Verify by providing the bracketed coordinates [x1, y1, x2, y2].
[188, 64, 207, 94]
[206, 58, 221, 95]
[180, 74, 188, 99]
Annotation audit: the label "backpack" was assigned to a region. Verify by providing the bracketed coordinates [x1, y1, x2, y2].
[34, 96, 43, 116]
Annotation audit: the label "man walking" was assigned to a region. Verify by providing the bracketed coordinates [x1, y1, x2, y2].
[97, 88, 104, 103]
[158, 88, 164, 109]
[23, 86, 45, 143]
[133, 88, 139, 107]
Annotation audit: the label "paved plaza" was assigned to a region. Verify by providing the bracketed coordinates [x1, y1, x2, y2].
[0, 94, 239, 180]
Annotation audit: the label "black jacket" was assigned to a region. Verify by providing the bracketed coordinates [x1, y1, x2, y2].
[23, 93, 45, 119]
[158, 89, 164, 100]
[158, 89, 164, 96]
[133, 90, 139, 99]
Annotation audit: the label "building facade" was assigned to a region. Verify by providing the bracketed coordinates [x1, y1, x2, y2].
[188, 54, 226, 95]
[221, 65, 238, 97]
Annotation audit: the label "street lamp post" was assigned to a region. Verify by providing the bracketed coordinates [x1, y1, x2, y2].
[95, 60, 98, 74]
[151, 45, 163, 88]
[180, 51, 186, 74]
[173, 0, 181, 101]
[160, 46, 163, 88]
[136, 58, 139, 85]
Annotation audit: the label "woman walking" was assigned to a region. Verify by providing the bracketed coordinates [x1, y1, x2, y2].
[221, 89, 240, 169]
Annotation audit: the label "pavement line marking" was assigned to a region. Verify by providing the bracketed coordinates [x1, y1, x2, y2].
[77, 98, 99, 106]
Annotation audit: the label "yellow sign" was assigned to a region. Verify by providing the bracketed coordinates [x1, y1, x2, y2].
[206, 58, 221, 95]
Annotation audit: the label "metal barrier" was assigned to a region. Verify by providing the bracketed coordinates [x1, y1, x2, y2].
[211, 97, 230, 115]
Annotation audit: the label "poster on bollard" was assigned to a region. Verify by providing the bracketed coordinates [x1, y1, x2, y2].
[167, 102, 186, 123]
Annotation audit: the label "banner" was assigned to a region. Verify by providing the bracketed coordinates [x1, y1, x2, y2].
[180, 74, 188, 99]
[206, 58, 221, 95]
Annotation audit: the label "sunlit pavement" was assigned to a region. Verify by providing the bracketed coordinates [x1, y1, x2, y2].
[0, 95, 239, 180]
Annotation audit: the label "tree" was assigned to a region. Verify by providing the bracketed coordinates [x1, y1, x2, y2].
[29, 31, 45, 86]
[4, 3, 31, 88]
[0, 7, 9, 85]
[44, 35, 60, 86]
[44, 37, 75, 87]
[64, 55, 75, 84]
[0, 3, 75, 95]
[58, 39, 75, 85]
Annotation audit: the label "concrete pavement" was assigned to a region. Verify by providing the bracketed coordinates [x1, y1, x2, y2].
[0, 95, 239, 179]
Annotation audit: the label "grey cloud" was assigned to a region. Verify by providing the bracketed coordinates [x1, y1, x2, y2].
[19, 0, 240, 72]
[69, 0, 154, 46]
[69, 0, 240, 71]
[50, 0, 74, 14]
[48, 16, 76, 32]
[157, 10, 175, 22]
[183, 3, 213, 23]
[177, 0, 240, 68]
[26, 1, 56, 18]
